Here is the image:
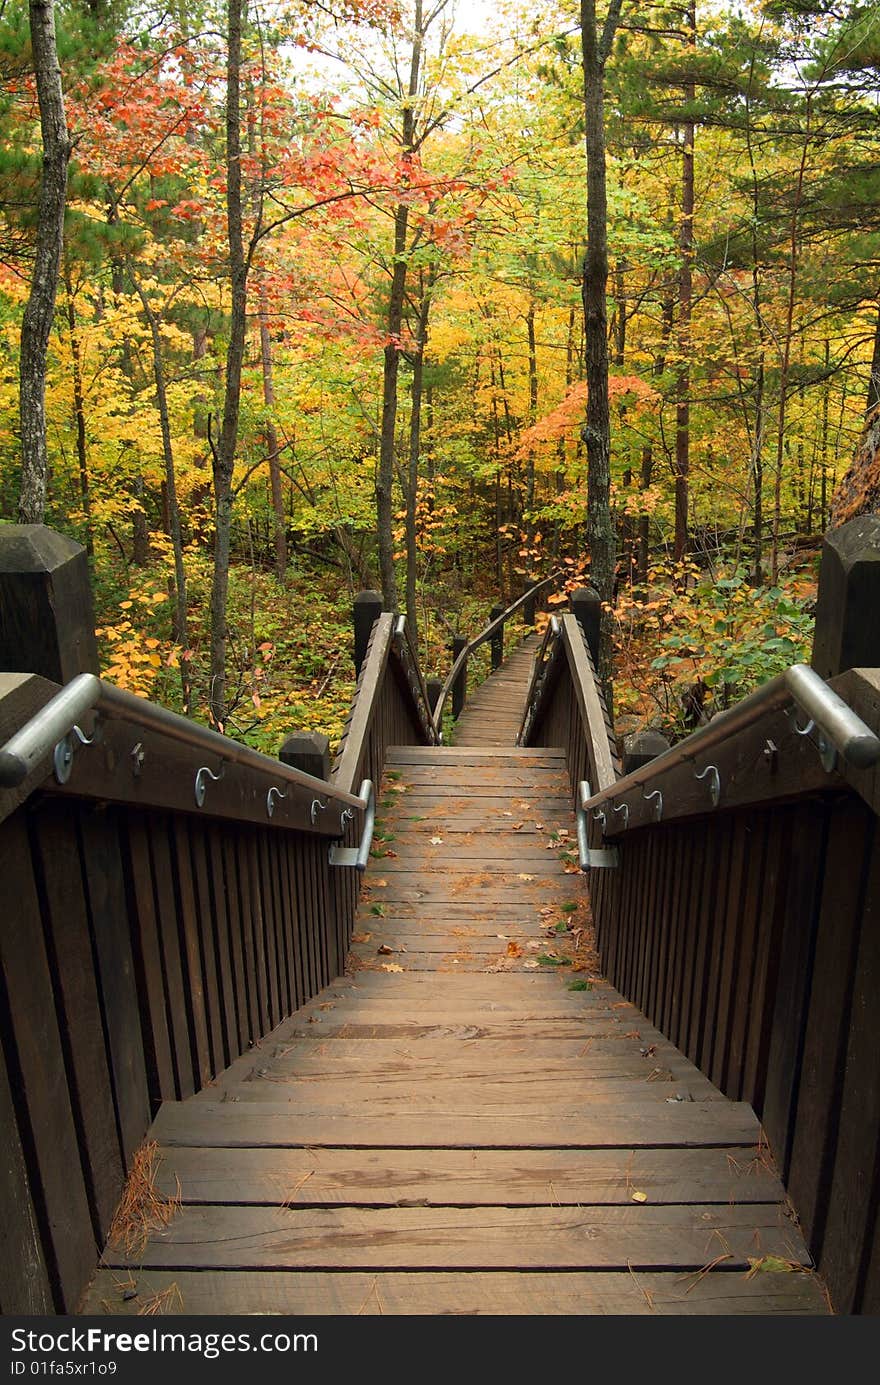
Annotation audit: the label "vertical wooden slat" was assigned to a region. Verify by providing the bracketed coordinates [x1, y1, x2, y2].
[742, 811, 788, 1112]
[724, 813, 770, 1098]
[696, 823, 734, 1074]
[762, 800, 829, 1178]
[677, 818, 709, 1056]
[172, 817, 211, 1088]
[230, 831, 259, 1046]
[78, 806, 150, 1162]
[188, 821, 226, 1075]
[787, 802, 873, 1260]
[147, 815, 194, 1099]
[122, 813, 176, 1104]
[817, 820, 880, 1314]
[0, 814, 95, 1312]
[30, 803, 123, 1237]
[709, 817, 749, 1089]
[0, 1025, 53, 1313]
[207, 824, 244, 1059]
[251, 831, 279, 1030]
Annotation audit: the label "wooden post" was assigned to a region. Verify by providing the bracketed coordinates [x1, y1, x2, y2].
[451, 635, 467, 719]
[280, 731, 330, 782]
[812, 516, 880, 679]
[353, 590, 383, 677]
[426, 677, 442, 714]
[570, 586, 602, 668]
[523, 586, 536, 627]
[0, 525, 99, 681]
[490, 605, 504, 670]
[622, 729, 671, 776]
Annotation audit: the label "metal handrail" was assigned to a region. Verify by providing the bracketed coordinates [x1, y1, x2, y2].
[0, 671, 366, 814]
[431, 572, 562, 736]
[581, 662, 880, 825]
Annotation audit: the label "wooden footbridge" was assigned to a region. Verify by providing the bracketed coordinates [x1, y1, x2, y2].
[2, 522, 880, 1316]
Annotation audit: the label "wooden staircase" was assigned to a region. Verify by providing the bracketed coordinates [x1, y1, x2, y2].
[82, 642, 828, 1316]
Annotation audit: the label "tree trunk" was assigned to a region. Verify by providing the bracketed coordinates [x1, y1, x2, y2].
[258, 284, 287, 582]
[63, 265, 93, 555]
[209, 0, 248, 728]
[867, 302, 880, 415]
[525, 302, 538, 549]
[771, 97, 812, 584]
[580, 0, 622, 685]
[405, 282, 432, 656]
[18, 0, 70, 523]
[673, 3, 695, 564]
[131, 273, 191, 712]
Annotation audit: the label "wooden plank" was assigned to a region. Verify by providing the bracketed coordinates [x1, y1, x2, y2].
[147, 815, 195, 1099]
[787, 801, 873, 1256]
[217, 1070, 720, 1109]
[206, 824, 245, 1062]
[238, 830, 269, 1039]
[172, 817, 211, 1090]
[30, 802, 124, 1236]
[709, 817, 749, 1090]
[147, 1144, 784, 1206]
[228, 829, 258, 1047]
[818, 814, 880, 1314]
[151, 1099, 762, 1149]
[80, 1267, 830, 1316]
[102, 1202, 809, 1271]
[762, 800, 828, 1178]
[122, 814, 176, 1103]
[77, 805, 150, 1165]
[188, 821, 226, 1076]
[0, 1033, 53, 1313]
[252, 831, 279, 1028]
[0, 813, 96, 1311]
[724, 813, 769, 1099]
[741, 811, 787, 1112]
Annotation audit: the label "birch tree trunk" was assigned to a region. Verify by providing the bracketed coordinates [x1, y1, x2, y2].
[18, 0, 70, 523]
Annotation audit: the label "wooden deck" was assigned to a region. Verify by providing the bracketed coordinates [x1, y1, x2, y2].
[82, 643, 829, 1315]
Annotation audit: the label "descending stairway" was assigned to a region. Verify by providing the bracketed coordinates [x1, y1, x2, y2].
[82, 642, 828, 1316]
[450, 633, 540, 745]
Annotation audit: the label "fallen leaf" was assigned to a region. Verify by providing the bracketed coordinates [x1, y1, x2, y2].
[377, 943, 394, 955]
[512, 822, 524, 831]
[534, 822, 544, 830]
[506, 941, 523, 958]
[523, 960, 539, 969]
[631, 1191, 648, 1204]
[496, 933, 508, 939]
[429, 836, 443, 845]
[373, 879, 388, 888]
[381, 963, 404, 973]
[351, 932, 372, 944]
[518, 873, 535, 882]
[503, 811, 513, 817]
[384, 849, 398, 858]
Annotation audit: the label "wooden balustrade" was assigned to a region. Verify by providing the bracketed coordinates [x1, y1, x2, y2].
[522, 543, 880, 1315]
[0, 539, 433, 1314]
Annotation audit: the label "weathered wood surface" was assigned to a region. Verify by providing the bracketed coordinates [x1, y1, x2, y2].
[84, 720, 824, 1315]
[83, 1268, 829, 1316]
[451, 636, 540, 745]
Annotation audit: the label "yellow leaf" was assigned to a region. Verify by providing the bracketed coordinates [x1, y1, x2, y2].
[381, 962, 404, 973]
[631, 1190, 648, 1203]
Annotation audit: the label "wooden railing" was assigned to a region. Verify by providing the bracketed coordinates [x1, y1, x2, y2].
[522, 558, 880, 1315]
[0, 589, 432, 1313]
